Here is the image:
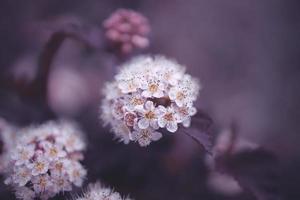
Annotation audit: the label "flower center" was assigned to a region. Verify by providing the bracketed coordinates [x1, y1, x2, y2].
[124, 112, 136, 126]
[141, 130, 151, 139]
[20, 171, 29, 178]
[132, 97, 144, 105]
[58, 179, 65, 186]
[164, 72, 171, 80]
[113, 101, 124, 116]
[35, 162, 45, 171]
[49, 148, 58, 156]
[21, 151, 29, 160]
[179, 107, 188, 115]
[176, 92, 185, 101]
[149, 84, 158, 93]
[164, 113, 174, 121]
[128, 80, 136, 90]
[145, 111, 155, 119]
[66, 137, 75, 147]
[39, 177, 47, 188]
[55, 162, 63, 171]
[72, 170, 80, 178]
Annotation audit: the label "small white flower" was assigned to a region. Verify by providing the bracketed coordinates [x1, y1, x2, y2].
[111, 121, 131, 144]
[13, 166, 32, 186]
[137, 101, 160, 129]
[32, 174, 53, 193]
[67, 161, 86, 187]
[130, 128, 162, 147]
[15, 187, 35, 200]
[50, 159, 69, 178]
[42, 142, 66, 161]
[168, 87, 188, 107]
[111, 100, 126, 120]
[118, 79, 140, 93]
[174, 105, 197, 127]
[54, 121, 86, 152]
[141, 78, 165, 98]
[123, 112, 137, 127]
[157, 106, 178, 133]
[57, 132, 85, 153]
[28, 153, 49, 176]
[103, 82, 122, 100]
[124, 93, 145, 111]
[52, 175, 72, 193]
[168, 75, 199, 107]
[12, 145, 35, 166]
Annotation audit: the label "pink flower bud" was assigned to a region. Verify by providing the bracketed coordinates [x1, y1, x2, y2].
[103, 9, 151, 54]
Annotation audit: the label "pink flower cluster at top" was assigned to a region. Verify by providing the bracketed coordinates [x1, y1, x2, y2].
[103, 9, 150, 54]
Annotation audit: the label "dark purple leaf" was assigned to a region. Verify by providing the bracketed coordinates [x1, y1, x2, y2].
[180, 109, 213, 153]
[218, 148, 282, 200]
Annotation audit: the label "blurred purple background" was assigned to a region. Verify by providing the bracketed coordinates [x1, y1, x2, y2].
[0, 0, 300, 199]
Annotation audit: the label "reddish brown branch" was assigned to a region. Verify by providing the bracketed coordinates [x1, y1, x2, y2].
[21, 21, 103, 118]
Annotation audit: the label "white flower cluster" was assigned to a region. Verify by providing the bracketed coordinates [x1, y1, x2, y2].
[101, 55, 200, 147]
[5, 120, 87, 200]
[74, 182, 132, 200]
[0, 119, 16, 173]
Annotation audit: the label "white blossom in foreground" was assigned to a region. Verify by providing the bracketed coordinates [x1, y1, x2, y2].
[74, 182, 132, 200]
[100, 55, 200, 147]
[0, 118, 16, 173]
[5, 120, 87, 200]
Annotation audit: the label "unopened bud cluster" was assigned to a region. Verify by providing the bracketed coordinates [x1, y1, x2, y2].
[103, 9, 150, 54]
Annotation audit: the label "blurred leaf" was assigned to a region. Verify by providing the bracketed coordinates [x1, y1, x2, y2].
[219, 148, 282, 200]
[181, 109, 213, 153]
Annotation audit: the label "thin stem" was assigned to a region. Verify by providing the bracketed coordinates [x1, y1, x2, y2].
[25, 22, 102, 118]
[34, 31, 69, 102]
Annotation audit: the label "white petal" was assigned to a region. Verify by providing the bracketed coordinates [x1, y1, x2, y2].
[166, 122, 178, 133]
[182, 118, 191, 127]
[169, 78, 178, 86]
[145, 101, 154, 110]
[138, 118, 150, 129]
[138, 138, 151, 147]
[58, 150, 67, 157]
[189, 107, 197, 116]
[118, 81, 127, 91]
[153, 90, 164, 98]
[129, 131, 139, 141]
[157, 106, 167, 115]
[125, 105, 135, 112]
[158, 118, 166, 128]
[133, 119, 139, 130]
[135, 106, 145, 114]
[141, 90, 152, 98]
[174, 113, 183, 123]
[175, 99, 184, 107]
[134, 105, 144, 111]
[158, 83, 165, 90]
[150, 120, 159, 130]
[168, 88, 177, 100]
[140, 82, 148, 90]
[151, 131, 162, 141]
